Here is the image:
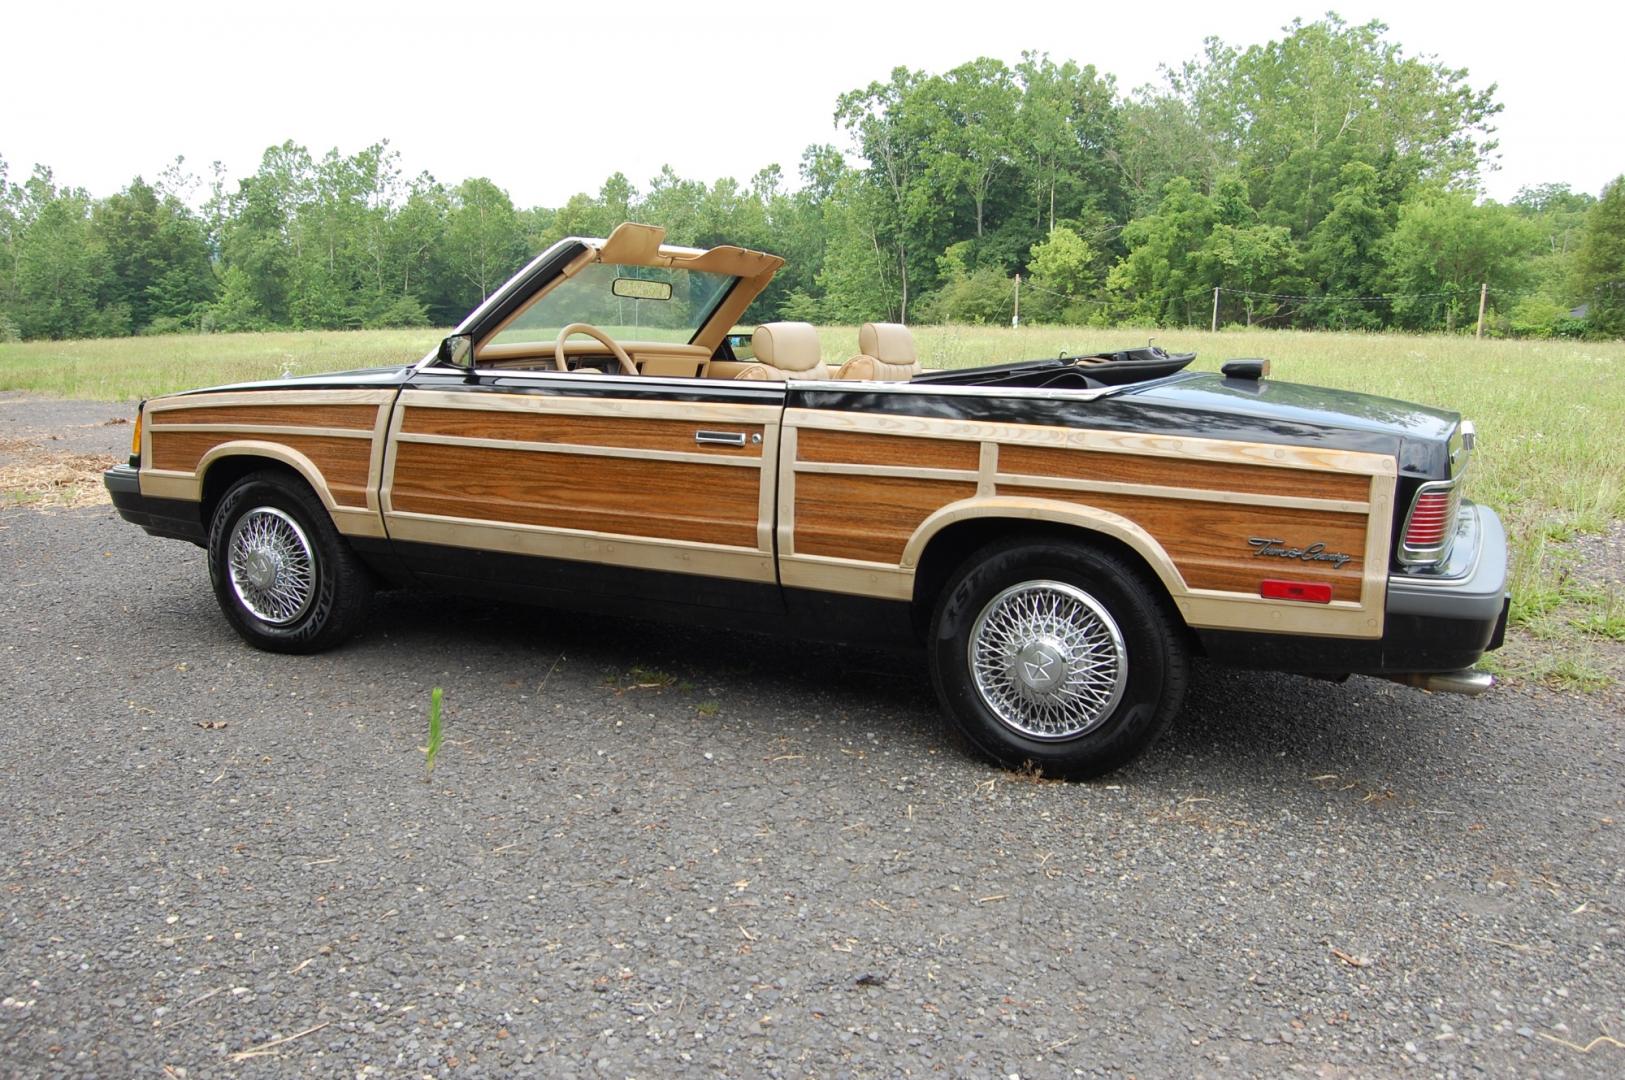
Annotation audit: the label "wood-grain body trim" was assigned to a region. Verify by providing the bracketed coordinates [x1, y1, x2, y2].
[148, 432, 372, 508]
[796, 429, 980, 470]
[148, 404, 378, 430]
[998, 444, 1372, 501]
[793, 474, 977, 563]
[400, 408, 763, 458]
[389, 442, 760, 548]
[1000, 484, 1368, 603]
[785, 407, 1397, 478]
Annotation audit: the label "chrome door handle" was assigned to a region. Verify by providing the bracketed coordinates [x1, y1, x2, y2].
[695, 430, 748, 447]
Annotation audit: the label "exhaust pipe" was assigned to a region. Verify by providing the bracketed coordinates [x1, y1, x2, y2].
[1386, 669, 1495, 696]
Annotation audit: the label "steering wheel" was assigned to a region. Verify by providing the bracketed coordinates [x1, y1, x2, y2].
[554, 322, 637, 375]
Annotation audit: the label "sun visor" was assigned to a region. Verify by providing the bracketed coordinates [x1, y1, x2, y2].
[597, 222, 667, 265]
[667, 245, 785, 278]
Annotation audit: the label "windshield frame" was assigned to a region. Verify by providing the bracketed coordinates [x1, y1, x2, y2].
[483, 259, 741, 351]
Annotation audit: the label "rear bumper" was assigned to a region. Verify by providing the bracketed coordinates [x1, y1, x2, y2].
[104, 465, 206, 545]
[1380, 500, 1509, 671]
[1196, 500, 1511, 675]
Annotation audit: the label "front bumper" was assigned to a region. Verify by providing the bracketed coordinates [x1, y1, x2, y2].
[104, 465, 206, 545]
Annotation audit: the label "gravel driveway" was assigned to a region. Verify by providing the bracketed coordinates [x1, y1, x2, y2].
[2, 395, 1621, 1078]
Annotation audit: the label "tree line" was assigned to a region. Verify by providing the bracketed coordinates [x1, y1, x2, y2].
[1, 14, 1621, 343]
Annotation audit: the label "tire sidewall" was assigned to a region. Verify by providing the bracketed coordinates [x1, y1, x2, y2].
[930, 541, 1181, 778]
[208, 476, 345, 652]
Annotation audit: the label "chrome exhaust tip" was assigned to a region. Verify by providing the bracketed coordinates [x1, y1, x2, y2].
[1387, 669, 1495, 696]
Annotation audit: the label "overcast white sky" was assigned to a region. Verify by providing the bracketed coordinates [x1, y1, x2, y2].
[6, 0, 1619, 208]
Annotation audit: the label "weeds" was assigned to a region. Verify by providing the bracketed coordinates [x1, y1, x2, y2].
[423, 686, 444, 777]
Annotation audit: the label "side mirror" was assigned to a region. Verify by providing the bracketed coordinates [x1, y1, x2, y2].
[437, 333, 474, 369]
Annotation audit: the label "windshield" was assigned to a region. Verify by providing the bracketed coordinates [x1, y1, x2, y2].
[490, 262, 738, 347]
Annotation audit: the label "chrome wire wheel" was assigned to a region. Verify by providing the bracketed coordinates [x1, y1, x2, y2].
[968, 579, 1129, 741]
[226, 506, 316, 626]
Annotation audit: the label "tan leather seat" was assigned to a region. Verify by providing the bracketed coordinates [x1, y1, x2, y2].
[836, 322, 921, 381]
[734, 322, 831, 380]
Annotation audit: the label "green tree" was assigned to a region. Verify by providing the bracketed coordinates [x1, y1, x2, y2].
[1304, 162, 1390, 328]
[441, 177, 526, 309]
[1574, 176, 1625, 337]
[1384, 192, 1539, 331]
[1107, 177, 1217, 324]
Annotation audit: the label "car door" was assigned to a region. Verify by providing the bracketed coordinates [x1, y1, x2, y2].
[379, 367, 787, 615]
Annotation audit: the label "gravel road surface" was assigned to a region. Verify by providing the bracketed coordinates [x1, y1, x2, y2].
[2, 395, 1621, 1078]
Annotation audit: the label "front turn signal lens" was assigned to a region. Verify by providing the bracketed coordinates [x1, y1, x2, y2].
[130, 410, 142, 461]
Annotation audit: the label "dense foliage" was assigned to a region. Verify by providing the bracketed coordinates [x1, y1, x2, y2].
[0, 16, 1619, 342]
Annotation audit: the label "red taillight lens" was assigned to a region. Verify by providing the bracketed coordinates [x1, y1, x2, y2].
[1404, 491, 1453, 548]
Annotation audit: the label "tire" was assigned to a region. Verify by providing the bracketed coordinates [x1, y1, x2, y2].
[928, 537, 1188, 779]
[207, 471, 372, 653]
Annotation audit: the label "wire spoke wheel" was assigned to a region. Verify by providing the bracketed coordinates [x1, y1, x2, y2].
[226, 506, 316, 626]
[968, 579, 1129, 741]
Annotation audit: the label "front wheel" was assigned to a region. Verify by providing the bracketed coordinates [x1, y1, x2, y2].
[929, 538, 1188, 779]
[207, 471, 372, 653]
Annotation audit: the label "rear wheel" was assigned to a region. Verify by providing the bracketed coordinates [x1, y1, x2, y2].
[929, 538, 1187, 779]
[207, 471, 372, 653]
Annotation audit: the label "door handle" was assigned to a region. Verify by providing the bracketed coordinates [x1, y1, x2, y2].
[695, 430, 748, 447]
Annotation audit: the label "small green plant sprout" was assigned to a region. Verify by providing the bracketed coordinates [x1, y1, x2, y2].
[423, 686, 444, 777]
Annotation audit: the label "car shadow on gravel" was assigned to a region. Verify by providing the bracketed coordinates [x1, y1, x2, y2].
[347, 587, 1465, 787]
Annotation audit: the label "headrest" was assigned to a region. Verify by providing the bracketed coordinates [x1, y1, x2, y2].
[858, 322, 915, 365]
[752, 322, 823, 372]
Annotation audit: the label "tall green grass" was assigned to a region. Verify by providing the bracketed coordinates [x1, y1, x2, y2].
[0, 328, 441, 401]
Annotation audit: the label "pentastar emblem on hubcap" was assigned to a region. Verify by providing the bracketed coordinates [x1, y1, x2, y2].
[244, 550, 278, 590]
[1015, 640, 1064, 692]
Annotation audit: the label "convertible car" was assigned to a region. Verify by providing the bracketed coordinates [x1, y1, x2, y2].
[105, 223, 1509, 778]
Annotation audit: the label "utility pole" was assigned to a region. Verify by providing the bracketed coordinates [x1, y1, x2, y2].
[1211, 287, 1220, 333]
[1475, 283, 1488, 338]
[1012, 274, 1021, 328]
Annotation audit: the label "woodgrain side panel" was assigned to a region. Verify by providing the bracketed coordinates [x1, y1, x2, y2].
[149, 432, 372, 507]
[1000, 484, 1368, 602]
[400, 408, 763, 457]
[390, 443, 759, 548]
[998, 444, 1371, 501]
[796, 429, 980, 470]
[148, 404, 379, 430]
[795, 474, 977, 563]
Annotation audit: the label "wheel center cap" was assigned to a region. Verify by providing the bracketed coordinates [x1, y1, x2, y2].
[245, 550, 279, 590]
[1014, 638, 1066, 692]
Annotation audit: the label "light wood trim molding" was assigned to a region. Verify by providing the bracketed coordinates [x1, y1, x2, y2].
[775, 424, 798, 556]
[900, 496, 1188, 591]
[403, 388, 774, 425]
[392, 431, 762, 469]
[794, 461, 978, 482]
[778, 554, 914, 600]
[977, 442, 997, 496]
[144, 423, 374, 440]
[386, 513, 776, 583]
[144, 389, 396, 413]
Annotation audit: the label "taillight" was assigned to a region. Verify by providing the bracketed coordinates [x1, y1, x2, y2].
[1404, 489, 1454, 548]
[1399, 480, 1463, 566]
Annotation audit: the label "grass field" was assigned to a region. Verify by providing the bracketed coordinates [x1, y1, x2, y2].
[3, 325, 1621, 682]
